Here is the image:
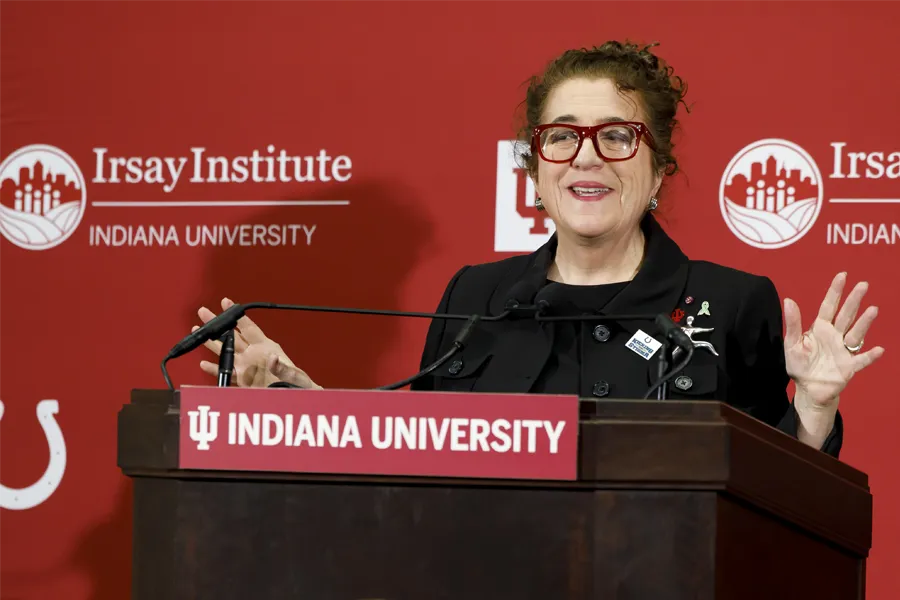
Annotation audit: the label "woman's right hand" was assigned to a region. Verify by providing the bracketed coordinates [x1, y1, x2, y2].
[195, 297, 322, 389]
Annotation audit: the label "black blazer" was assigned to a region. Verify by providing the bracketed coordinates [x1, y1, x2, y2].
[411, 214, 842, 457]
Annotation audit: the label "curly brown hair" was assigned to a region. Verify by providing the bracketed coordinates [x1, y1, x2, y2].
[517, 40, 689, 191]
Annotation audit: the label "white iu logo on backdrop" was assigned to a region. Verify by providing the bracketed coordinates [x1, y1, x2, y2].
[0, 144, 87, 250]
[494, 140, 555, 252]
[719, 138, 824, 249]
[0, 399, 67, 510]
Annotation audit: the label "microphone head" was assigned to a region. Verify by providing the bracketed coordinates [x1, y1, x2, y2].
[166, 302, 248, 360]
[504, 280, 539, 308]
[533, 282, 565, 314]
[654, 313, 692, 350]
[502, 279, 544, 318]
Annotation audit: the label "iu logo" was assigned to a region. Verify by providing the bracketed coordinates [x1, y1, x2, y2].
[719, 139, 824, 249]
[0, 144, 88, 250]
[494, 140, 555, 252]
[188, 405, 220, 450]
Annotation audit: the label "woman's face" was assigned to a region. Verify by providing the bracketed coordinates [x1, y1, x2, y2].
[534, 77, 662, 242]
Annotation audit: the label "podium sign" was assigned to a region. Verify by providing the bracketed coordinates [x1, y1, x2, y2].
[178, 385, 580, 480]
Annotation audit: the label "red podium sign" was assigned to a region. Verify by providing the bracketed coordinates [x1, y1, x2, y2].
[178, 385, 580, 480]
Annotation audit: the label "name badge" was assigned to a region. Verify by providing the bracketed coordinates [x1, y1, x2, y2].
[626, 329, 663, 360]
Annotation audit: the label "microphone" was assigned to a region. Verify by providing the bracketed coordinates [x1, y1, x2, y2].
[643, 314, 694, 400]
[376, 314, 480, 390]
[502, 279, 548, 317]
[217, 329, 235, 387]
[653, 313, 694, 351]
[161, 298, 525, 391]
[268, 316, 482, 392]
[161, 288, 695, 401]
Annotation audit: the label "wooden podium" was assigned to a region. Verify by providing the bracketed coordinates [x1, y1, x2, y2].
[117, 388, 872, 600]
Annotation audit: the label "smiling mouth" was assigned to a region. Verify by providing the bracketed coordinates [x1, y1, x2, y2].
[568, 185, 612, 200]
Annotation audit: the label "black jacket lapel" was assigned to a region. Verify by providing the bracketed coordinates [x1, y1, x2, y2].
[474, 214, 691, 394]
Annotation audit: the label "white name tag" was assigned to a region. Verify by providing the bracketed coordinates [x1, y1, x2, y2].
[626, 329, 663, 360]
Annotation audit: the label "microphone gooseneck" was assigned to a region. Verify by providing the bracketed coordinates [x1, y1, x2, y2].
[162, 301, 512, 391]
[162, 294, 697, 401]
[376, 314, 482, 391]
[643, 345, 693, 400]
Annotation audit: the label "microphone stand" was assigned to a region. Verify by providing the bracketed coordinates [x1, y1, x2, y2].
[656, 340, 671, 400]
[217, 329, 235, 387]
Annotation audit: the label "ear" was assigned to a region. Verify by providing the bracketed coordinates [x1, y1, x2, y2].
[650, 167, 664, 198]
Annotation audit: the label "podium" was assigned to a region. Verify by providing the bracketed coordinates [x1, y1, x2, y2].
[117, 387, 872, 600]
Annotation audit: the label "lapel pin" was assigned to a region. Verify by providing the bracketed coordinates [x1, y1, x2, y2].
[697, 301, 711, 316]
[685, 296, 694, 304]
[671, 308, 685, 323]
[672, 315, 719, 359]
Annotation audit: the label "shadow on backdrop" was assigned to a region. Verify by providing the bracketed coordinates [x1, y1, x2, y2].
[71, 479, 133, 600]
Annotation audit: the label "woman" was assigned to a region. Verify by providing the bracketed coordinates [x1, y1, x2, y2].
[193, 41, 883, 457]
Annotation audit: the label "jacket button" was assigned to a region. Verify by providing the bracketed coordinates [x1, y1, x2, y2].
[674, 375, 692, 391]
[448, 359, 463, 375]
[592, 380, 610, 397]
[592, 324, 611, 342]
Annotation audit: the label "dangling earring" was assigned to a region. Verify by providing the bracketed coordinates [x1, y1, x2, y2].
[648, 196, 658, 211]
[535, 196, 545, 211]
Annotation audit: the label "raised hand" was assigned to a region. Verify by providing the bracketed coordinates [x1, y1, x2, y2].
[783, 272, 885, 410]
[194, 298, 322, 389]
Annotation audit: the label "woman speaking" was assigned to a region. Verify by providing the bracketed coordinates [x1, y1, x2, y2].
[192, 41, 883, 457]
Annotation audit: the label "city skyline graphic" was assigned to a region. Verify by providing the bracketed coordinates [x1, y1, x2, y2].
[0, 145, 86, 250]
[720, 140, 823, 249]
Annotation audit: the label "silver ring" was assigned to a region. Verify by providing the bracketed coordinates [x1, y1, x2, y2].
[844, 338, 864, 354]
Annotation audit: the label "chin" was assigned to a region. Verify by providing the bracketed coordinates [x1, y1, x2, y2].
[561, 216, 619, 240]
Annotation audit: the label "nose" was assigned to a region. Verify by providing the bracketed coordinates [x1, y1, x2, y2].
[571, 136, 605, 169]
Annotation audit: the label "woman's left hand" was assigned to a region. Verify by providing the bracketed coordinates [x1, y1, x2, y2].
[783, 272, 885, 412]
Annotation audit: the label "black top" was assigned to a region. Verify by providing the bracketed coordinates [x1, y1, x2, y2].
[411, 213, 842, 458]
[531, 279, 629, 396]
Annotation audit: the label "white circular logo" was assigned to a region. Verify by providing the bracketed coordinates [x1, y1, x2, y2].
[0, 144, 87, 250]
[719, 139, 823, 249]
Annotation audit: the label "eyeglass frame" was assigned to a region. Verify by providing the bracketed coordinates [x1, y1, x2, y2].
[530, 121, 657, 164]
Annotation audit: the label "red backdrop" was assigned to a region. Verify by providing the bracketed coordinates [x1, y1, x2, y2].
[2, 1, 897, 598]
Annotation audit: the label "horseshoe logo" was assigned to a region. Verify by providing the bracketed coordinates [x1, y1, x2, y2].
[0, 399, 67, 510]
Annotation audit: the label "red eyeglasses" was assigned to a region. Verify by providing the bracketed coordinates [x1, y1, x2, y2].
[531, 122, 656, 163]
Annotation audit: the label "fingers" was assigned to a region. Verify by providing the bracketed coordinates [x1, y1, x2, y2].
[833, 280, 868, 334]
[817, 272, 847, 323]
[199, 360, 240, 386]
[192, 325, 223, 356]
[267, 354, 321, 389]
[197, 304, 250, 352]
[199, 359, 218, 377]
[844, 305, 878, 348]
[193, 324, 250, 355]
[221, 297, 268, 344]
[783, 298, 803, 347]
[852, 345, 885, 373]
[198, 305, 218, 324]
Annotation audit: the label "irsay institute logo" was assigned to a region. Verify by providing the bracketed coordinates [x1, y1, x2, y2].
[719, 139, 824, 249]
[0, 144, 87, 250]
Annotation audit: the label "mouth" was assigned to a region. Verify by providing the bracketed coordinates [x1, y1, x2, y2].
[567, 184, 613, 201]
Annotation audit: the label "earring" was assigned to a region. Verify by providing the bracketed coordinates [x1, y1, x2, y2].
[648, 196, 658, 211]
[535, 196, 545, 211]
